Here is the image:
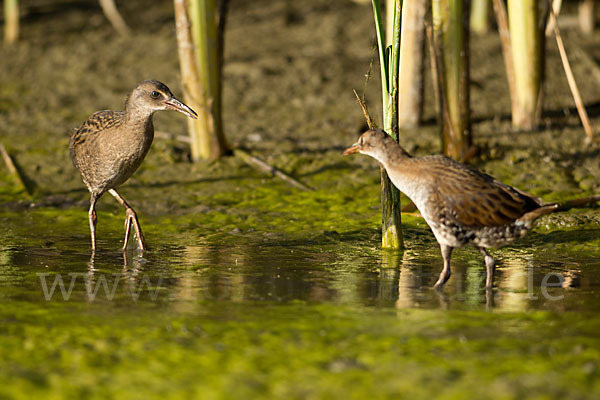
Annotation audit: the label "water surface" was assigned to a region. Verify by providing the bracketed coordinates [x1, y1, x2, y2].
[2, 208, 599, 399]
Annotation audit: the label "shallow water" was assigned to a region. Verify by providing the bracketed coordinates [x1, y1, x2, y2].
[8, 241, 600, 312]
[2, 208, 600, 399]
[4, 208, 600, 313]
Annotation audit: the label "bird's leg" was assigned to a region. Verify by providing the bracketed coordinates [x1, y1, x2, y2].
[434, 244, 453, 289]
[88, 195, 98, 251]
[125, 207, 146, 250]
[108, 189, 146, 252]
[478, 247, 496, 289]
[123, 210, 133, 250]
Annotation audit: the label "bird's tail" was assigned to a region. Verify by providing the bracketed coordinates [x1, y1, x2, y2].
[519, 194, 600, 222]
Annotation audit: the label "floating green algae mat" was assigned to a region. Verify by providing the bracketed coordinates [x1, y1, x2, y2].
[1, 205, 600, 399]
[1, 301, 600, 399]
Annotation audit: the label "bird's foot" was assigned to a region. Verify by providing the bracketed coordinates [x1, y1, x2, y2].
[484, 258, 496, 289]
[433, 270, 451, 290]
[123, 207, 146, 252]
[479, 248, 496, 289]
[89, 208, 97, 251]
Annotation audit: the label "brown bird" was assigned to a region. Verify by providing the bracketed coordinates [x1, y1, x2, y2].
[344, 129, 600, 289]
[70, 80, 197, 252]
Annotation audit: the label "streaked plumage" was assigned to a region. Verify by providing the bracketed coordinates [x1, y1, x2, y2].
[70, 80, 197, 252]
[344, 129, 598, 289]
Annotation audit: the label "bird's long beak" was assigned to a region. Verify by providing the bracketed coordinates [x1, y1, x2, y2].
[165, 97, 198, 119]
[342, 142, 360, 156]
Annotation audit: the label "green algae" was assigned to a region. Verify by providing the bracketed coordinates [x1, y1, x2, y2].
[1, 302, 600, 400]
[1, 185, 600, 398]
[2, 1, 600, 398]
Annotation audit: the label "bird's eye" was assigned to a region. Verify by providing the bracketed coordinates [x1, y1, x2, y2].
[359, 137, 364, 145]
[151, 90, 160, 98]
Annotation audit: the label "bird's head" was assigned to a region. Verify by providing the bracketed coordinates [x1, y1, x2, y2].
[127, 80, 197, 119]
[343, 129, 399, 164]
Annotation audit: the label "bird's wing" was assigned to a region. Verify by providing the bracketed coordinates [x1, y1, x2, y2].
[426, 156, 541, 228]
[70, 110, 125, 145]
[69, 111, 126, 170]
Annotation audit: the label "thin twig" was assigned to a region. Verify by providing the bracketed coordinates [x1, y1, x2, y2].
[352, 89, 376, 130]
[0, 142, 30, 194]
[550, 7, 595, 142]
[233, 149, 313, 192]
[155, 131, 313, 191]
[98, 0, 131, 35]
[545, 0, 562, 37]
